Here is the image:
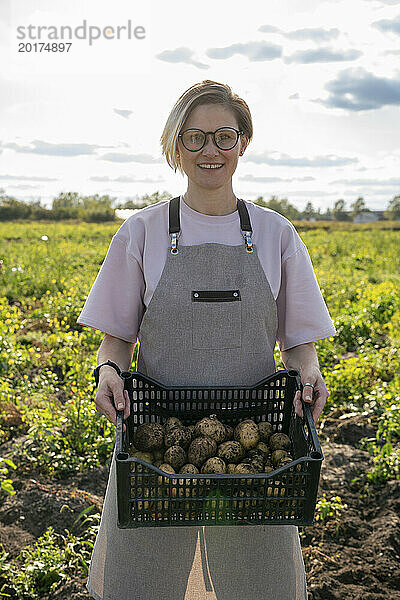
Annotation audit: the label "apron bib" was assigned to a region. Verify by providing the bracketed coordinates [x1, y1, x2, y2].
[87, 197, 307, 600]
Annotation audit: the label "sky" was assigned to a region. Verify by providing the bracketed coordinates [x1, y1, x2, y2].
[0, 0, 400, 212]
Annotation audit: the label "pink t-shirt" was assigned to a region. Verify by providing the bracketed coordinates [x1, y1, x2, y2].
[77, 197, 337, 351]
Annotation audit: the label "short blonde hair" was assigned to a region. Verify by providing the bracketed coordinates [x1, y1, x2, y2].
[160, 80, 253, 176]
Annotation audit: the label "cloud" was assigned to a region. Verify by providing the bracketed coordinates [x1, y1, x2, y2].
[372, 14, 400, 36]
[156, 47, 208, 69]
[113, 109, 133, 119]
[258, 25, 340, 42]
[331, 177, 400, 186]
[99, 153, 163, 163]
[244, 152, 358, 167]
[316, 67, 400, 111]
[206, 41, 282, 61]
[0, 139, 105, 156]
[258, 25, 281, 34]
[284, 48, 362, 64]
[0, 174, 58, 181]
[240, 174, 316, 183]
[284, 27, 341, 42]
[289, 93, 300, 100]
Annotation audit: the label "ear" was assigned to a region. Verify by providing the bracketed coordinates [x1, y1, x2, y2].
[240, 134, 249, 155]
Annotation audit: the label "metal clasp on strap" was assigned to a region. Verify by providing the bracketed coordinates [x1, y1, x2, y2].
[170, 232, 180, 254]
[242, 230, 253, 253]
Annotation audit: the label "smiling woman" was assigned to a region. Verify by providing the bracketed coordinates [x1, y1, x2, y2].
[77, 79, 336, 600]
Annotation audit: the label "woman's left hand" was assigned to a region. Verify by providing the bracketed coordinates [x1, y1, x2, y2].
[293, 367, 329, 424]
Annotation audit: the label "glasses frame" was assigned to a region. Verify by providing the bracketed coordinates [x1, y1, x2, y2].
[178, 127, 244, 152]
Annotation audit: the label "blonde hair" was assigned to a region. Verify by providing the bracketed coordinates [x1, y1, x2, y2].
[160, 80, 253, 176]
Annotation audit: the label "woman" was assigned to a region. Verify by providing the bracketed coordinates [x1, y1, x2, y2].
[77, 79, 337, 600]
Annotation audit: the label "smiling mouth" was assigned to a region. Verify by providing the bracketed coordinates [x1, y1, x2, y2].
[198, 164, 224, 170]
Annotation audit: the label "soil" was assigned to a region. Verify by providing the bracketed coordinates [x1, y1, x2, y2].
[0, 413, 399, 600]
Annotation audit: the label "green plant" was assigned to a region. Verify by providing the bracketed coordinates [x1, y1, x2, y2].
[0, 508, 100, 599]
[365, 441, 400, 484]
[315, 494, 347, 524]
[0, 458, 16, 496]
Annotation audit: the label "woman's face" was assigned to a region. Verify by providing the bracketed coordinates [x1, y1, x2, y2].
[177, 104, 248, 191]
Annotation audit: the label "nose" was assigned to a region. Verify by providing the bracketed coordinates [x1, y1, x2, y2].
[201, 133, 219, 154]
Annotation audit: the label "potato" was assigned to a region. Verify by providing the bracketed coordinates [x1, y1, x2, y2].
[201, 457, 227, 474]
[158, 463, 175, 475]
[246, 452, 264, 472]
[165, 417, 182, 432]
[269, 433, 291, 452]
[258, 421, 273, 442]
[164, 426, 192, 449]
[194, 415, 226, 444]
[187, 437, 217, 468]
[277, 456, 293, 468]
[234, 420, 260, 451]
[180, 463, 199, 474]
[217, 441, 245, 464]
[234, 462, 255, 474]
[157, 463, 177, 498]
[164, 445, 187, 471]
[246, 448, 265, 461]
[133, 423, 164, 452]
[263, 465, 274, 474]
[256, 442, 271, 458]
[130, 451, 153, 464]
[271, 449, 289, 466]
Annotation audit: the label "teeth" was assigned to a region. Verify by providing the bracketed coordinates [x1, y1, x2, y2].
[198, 164, 223, 169]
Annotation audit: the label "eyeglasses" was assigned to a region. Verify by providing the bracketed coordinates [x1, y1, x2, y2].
[178, 127, 244, 152]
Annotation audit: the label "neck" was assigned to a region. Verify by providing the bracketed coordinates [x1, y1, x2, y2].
[182, 184, 238, 216]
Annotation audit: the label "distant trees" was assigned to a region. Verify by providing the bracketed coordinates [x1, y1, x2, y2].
[350, 197, 369, 219]
[116, 191, 172, 210]
[0, 191, 116, 222]
[254, 195, 301, 220]
[303, 202, 316, 221]
[51, 192, 115, 221]
[1, 188, 399, 222]
[384, 196, 400, 221]
[332, 199, 351, 221]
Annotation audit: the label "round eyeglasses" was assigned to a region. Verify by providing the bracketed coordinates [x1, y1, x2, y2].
[178, 127, 244, 152]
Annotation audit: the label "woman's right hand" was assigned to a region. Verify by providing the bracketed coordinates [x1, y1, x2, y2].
[94, 366, 131, 431]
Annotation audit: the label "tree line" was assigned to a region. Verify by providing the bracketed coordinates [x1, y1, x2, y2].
[0, 189, 399, 222]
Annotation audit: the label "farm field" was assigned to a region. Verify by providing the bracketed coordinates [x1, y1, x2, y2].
[0, 218, 399, 600]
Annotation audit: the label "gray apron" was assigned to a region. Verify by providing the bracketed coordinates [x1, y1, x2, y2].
[87, 197, 307, 600]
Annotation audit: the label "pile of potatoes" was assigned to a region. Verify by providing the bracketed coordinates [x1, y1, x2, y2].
[129, 414, 294, 475]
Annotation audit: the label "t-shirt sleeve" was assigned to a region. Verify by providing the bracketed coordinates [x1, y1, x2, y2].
[276, 244, 337, 351]
[76, 235, 145, 343]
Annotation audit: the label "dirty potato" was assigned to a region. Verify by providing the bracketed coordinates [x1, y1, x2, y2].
[234, 420, 260, 451]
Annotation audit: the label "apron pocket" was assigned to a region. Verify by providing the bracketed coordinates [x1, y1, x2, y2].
[192, 290, 242, 350]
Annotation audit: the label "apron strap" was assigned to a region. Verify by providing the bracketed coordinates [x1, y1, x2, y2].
[169, 196, 253, 254]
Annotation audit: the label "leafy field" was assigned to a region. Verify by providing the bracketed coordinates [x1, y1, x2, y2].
[0, 218, 399, 599]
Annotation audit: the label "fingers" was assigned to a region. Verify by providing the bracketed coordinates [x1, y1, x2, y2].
[293, 381, 329, 424]
[94, 378, 131, 429]
[293, 390, 303, 418]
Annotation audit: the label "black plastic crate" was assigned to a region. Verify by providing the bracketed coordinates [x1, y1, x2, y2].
[114, 369, 323, 528]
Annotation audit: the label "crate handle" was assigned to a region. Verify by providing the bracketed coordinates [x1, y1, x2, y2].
[296, 376, 323, 459]
[115, 375, 131, 454]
